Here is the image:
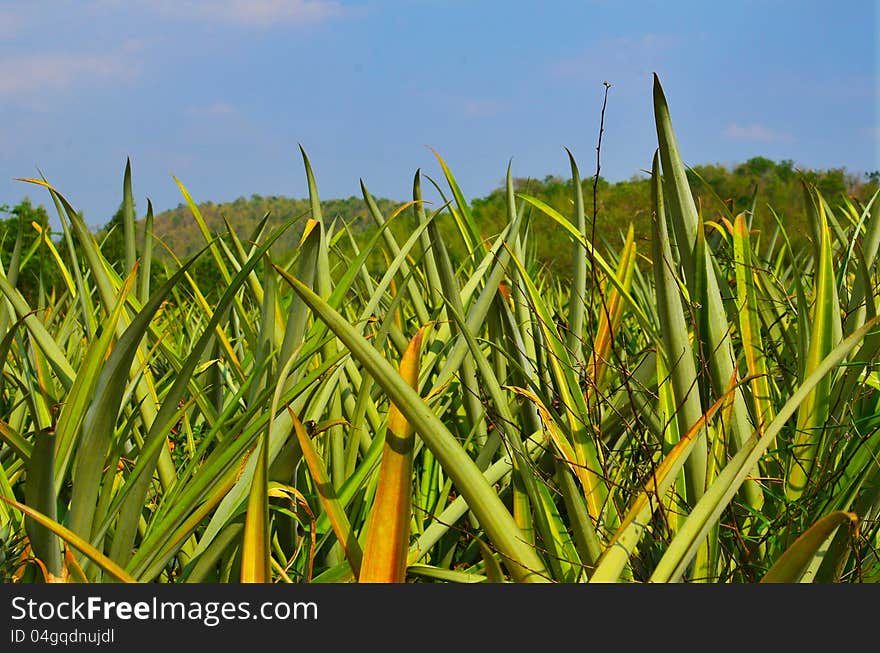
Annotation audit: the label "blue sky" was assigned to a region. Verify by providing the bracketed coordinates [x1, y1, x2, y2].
[0, 0, 876, 228]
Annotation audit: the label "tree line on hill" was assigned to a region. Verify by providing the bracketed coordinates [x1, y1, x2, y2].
[2, 157, 877, 304]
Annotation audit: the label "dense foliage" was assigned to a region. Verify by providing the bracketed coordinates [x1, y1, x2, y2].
[4, 157, 875, 289]
[0, 76, 878, 584]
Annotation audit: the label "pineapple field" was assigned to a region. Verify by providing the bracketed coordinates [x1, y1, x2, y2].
[1, 75, 878, 584]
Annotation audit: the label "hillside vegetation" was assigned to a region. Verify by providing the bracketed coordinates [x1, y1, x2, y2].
[4, 156, 874, 299]
[145, 156, 876, 277]
[149, 194, 399, 260]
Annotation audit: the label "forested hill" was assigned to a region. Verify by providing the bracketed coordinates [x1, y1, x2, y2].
[150, 194, 400, 259]
[146, 156, 877, 277]
[1, 157, 876, 305]
[467, 157, 876, 275]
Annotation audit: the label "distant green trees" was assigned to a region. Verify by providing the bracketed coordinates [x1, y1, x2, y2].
[0, 198, 59, 304]
[2, 157, 876, 299]
[468, 157, 877, 276]
[150, 194, 392, 260]
[97, 202, 129, 271]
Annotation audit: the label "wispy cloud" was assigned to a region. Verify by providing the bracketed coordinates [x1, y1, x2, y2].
[0, 11, 24, 38]
[137, 0, 350, 28]
[861, 127, 880, 140]
[723, 123, 794, 143]
[461, 98, 505, 118]
[550, 33, 682, 82]
[0, 43, 142, 101]
[186, 101, 237, 118]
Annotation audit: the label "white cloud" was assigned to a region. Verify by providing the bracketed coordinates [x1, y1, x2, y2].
[187, 102, 237, 118]
[461, 98, 505, 118]
[139, 0, 349, 27]
[722, 123, 794, 143]
[0, 48, 140, 99]
[0, 11, 23, 38]
[550, 33, 681, 82]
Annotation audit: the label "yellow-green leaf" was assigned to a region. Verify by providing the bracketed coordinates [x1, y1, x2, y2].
[761, 512, 858, 583]
[359, 327, 425, 583]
